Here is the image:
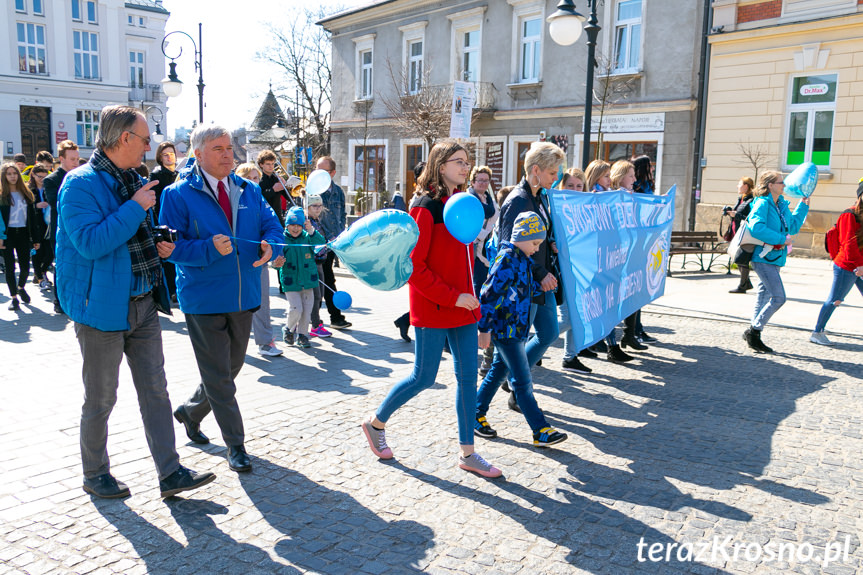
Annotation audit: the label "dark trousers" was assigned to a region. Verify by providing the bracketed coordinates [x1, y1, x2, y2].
[74, 298, 180, 480]
[32, 237, 54, 280]
[162, 261, 177, 297]
[2, 227, 31, 297]
[321, 251, 345, 323]
[182, 310, 253, 447]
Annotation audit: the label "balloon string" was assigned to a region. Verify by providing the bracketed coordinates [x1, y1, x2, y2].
[466, 243, 480, 322]
[229, 235, 328, 250]
[318, 279, 337, 294]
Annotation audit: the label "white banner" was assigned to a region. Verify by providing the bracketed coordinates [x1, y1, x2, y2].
[449, 81, 475, 139]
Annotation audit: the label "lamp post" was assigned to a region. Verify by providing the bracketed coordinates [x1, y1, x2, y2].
[547, 0, 601, 170]
[160, 23, 205, 124]
[142, 106, 166, 144]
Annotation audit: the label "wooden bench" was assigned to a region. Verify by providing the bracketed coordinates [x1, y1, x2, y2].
[668, 230, 730, 276]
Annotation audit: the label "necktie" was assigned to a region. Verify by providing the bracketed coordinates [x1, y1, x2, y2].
[217, 181, 232, 228]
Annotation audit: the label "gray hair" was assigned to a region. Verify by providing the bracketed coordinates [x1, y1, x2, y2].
[95, 105, 143, 151]
[190, 124, 231, 152]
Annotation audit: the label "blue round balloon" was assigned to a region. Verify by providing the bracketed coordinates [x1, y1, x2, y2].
[332, 291, 352, 310]
[443, 192, 484, 244]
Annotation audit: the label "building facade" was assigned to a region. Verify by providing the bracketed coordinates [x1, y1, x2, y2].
[320, 0, 707, 228]
[0, 0, 169, 163]
[700, 0, 863, 256]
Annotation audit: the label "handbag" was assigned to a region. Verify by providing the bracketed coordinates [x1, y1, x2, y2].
[727, 219, 762, 265]
[720, 214, 734, 242]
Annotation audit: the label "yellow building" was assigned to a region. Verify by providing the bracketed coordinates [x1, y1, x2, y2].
[699, 0, 863, 256]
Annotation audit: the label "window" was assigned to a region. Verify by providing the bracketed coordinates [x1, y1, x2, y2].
[17, 22, 47, 74]
[613, 0, 642, 72]
[354, 145, 386, 192]
[86, 0, 97, 23]
[72, 0, 96, 23]
[353, 34, 375, 100]
[15, 0, 26, 12]
[462, 30, 480, 82]
[76, 109, 100, 147]
[589, 141, 657, 164]
[519, 17, 541, 82]
[408, 41, 423, 94]
[73, 31, 100, 80]
[129, 51, 144, 88]
[138, 16, 146, 27]
[785, 73, 837, 168]
[33, 0, 43, 14]
[127, 15, 133, 25]
[71, 0, 81, 20]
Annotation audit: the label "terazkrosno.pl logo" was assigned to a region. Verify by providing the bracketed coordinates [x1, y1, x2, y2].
[646, 235, 667, 297]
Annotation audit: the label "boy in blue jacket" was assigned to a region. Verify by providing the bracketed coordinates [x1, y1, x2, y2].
[475, 212, 568, 447]
[279, 206, 326, 348]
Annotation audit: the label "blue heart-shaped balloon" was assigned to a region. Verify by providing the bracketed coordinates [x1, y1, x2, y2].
[784, 162, 818, 198]
[328, 209, 419, 291]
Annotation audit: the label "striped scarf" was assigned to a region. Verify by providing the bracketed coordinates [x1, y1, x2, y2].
[90, 149, 162, 288]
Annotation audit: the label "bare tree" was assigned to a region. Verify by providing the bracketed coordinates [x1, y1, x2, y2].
[380, 59, 482, 150]
[258, 7, 335, 157]
[590, 53, 639, 161]
[736, 140, 773, 183]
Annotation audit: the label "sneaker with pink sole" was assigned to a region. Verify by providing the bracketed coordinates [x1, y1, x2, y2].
[459, 453, 502, 478]
[310, 325, 332, 338]
[361, 417, 393, 459]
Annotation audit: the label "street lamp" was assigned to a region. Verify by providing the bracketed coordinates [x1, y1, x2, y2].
[547, 0, 601, 170]
[161, 23, 205, 124]
[143, 106, 166, 144]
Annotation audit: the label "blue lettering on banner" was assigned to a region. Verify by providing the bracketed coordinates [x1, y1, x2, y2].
[548, 186, 676, 350]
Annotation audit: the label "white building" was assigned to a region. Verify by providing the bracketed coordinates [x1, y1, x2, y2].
[0, 0, 169, 162]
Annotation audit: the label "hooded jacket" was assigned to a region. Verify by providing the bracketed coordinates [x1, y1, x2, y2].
[159, 165, 283, 314]
[278, 228, 326, 292]
[746, 195, 809, 267]
[478, 242, 542, 341]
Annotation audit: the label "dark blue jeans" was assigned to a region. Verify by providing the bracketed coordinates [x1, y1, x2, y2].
[814, 263, 863, 333]
[476, 338, 550, 432]
[376, 322, 478, 445]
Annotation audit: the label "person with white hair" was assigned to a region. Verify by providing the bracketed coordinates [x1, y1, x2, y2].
[159, 124, 284, 473]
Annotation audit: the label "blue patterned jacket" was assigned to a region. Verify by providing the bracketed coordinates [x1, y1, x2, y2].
[478, 242, 542, 341]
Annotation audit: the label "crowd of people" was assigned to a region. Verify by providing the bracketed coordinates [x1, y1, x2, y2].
[1, 102, 861, 495]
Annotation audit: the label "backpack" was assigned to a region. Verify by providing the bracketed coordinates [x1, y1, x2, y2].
[825, 210, 854, 259]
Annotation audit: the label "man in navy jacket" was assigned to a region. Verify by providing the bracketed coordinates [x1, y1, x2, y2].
[56, 105, 215, 499]
[160, 124, 283, 473]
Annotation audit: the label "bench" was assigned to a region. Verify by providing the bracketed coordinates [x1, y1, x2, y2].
[668, 230, 730, 276]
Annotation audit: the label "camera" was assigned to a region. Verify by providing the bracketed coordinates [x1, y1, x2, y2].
[152, 225, 178, 243]
[722, 206, 732, 214]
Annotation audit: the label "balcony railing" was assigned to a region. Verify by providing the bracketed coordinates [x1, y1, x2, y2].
[128, 83, 163, 103]
[400, 81, 496, 111]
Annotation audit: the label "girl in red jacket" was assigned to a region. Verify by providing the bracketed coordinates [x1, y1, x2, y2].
[361, 140, 502, 478]
[810, 183, 863, 345]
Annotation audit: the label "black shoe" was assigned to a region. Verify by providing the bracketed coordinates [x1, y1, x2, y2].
[8, 299, 19, 311]
[283, 330, 294, 345]
[535, 358, 543, 367]
[621, 334, 648, 351]
[744, 327, 773, 354]
[578, 347, 597, 358]
[173, 405, 209, 444]
[743, 279, 754, 291]
[53, 301, 65, 315]
[593, 340, 608, 353]
[637, 331, 657, 343]
[228, 445, 252, 472]
[83, 473, 130, 499]
[507, 393, 521, 413]
[474, 415, 498, 439]
[159, 466, 216, 498]
[501, 380, 511, 393]
[17, 287, 30, 304]
[607, 345, 634, 363]
[330, 319, 352, 329]
[394, 315, 411, 342]
[562, 356, 592, 373]
[729, 286, 747, 294]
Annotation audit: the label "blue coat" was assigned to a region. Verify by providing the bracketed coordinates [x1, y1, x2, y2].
[746, 195, 809, 267]
[55, 164, 150, 331]
[159, 166, 283, 314]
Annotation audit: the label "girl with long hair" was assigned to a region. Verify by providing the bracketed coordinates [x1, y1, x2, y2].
[728, 176, 756, 293]
[362, 140, 501, 478]
[631, 155, 654, 195]
[810, 183, 863, 345]
[0, 163, 42, 310]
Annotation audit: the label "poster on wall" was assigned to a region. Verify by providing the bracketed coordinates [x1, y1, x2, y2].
[484, 141, 504, 191]
[449, 81, 475, 140]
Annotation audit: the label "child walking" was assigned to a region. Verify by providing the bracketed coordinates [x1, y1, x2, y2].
[475, 212, 568, 447]
[305, 195, 332, 338]
[279, 206, 326, 348]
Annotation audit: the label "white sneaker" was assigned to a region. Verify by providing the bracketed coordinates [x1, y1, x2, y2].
[258, 343, 283, 357]
[809, 332, 833, 346]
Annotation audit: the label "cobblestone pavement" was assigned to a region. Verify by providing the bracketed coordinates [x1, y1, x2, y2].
[1, 259, 861, 575]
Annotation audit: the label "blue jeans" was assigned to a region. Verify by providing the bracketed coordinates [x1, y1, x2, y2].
[376, 322, 477, 445]
[751, 261, 786, 331]
[486, 291, 559, 384]
[477, 338, 550, 432]
[557, 301, 578, 360]
[814, 263, 863, 333]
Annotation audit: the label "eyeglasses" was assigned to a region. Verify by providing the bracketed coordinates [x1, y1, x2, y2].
[473, 178, 490, 184]
[445, 159, 470, 169]
[127, 131, 151, 146]
[774, 180, 785, 185]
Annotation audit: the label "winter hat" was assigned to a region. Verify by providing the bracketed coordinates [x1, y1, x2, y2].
[306, 195, 323, 206]
[286, 206, 305, 226]
[856, 178, 863, 199]
[511, 211, 547, 243]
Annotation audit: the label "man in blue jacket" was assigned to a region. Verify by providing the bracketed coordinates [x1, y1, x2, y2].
[160, 124, 283, 473]
[56, 105, 216, 499]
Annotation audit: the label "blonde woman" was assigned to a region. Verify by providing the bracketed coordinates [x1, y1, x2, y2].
[479, 142, 564, 417]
